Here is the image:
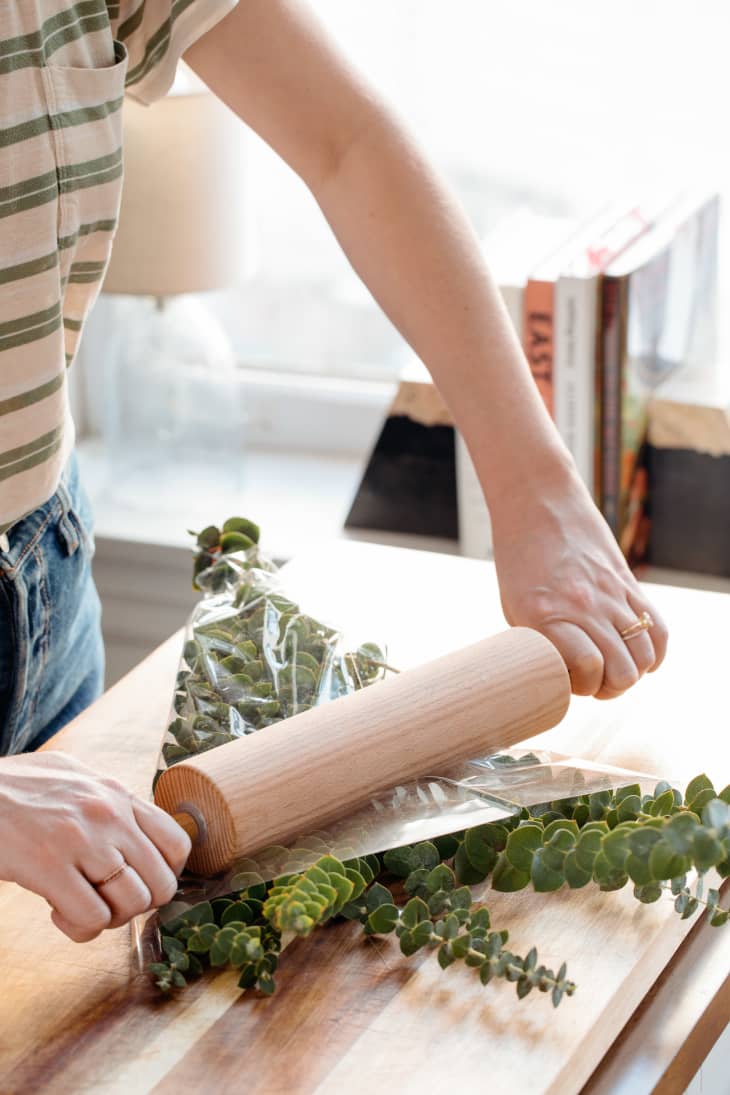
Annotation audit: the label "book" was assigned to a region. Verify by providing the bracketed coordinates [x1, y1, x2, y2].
[483, 207, 580, 341]
[450, 208, 582, 558]
[554, 197, 675, 495]
[522, 208, 626, 419]
[599, 187, 720, 555]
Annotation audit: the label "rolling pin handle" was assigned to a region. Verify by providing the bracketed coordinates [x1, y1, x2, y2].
[173, 803, 207, 846]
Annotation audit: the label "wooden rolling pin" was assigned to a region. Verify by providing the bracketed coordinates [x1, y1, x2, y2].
[154, 627, 570, 875]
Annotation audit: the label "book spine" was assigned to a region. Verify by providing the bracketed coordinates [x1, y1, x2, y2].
[455, 432, 492, 558]
[554, 275, 598, 493]
[600, 276, 626, 536]
[592, 274, 604, 501]
[498, 283, 524, 340]
[523, 278, 555, 417]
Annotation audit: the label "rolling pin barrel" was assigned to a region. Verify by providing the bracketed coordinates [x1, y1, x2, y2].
[154, 627, 570, 876]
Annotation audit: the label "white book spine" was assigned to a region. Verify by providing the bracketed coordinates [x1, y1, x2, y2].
[554, 274, 598, 495]
[455, 432, 492, 559]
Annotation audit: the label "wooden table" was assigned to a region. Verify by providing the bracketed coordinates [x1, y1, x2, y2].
[1, 542, 728, 1094]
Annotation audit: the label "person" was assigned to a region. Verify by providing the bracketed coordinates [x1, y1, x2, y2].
[0, 0, 668, 945]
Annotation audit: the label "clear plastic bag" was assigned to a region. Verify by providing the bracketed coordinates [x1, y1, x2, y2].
[153, 529, 390, 791]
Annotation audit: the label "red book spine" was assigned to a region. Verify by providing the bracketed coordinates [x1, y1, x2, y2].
[523, 278, 555, 417]
[600, 275, 625, 536]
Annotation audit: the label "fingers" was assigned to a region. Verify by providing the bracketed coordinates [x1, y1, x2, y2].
[627, 591, 669, 671]
[47, 868, 112, 943]
[117, 827, 179, 911]
[541, 615, 648, 700]
[132, 798, 192, 877]
[541, 621, 604, 696]
[94, 863, 153, 930]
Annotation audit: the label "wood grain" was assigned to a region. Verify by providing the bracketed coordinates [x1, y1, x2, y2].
[155, 628, 570, 874]
[0, 541, 728, 1095]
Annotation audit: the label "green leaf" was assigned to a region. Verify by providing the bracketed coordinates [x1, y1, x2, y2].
[710, 908, 729, 927]
[221, 902, 254, 927]
[450, 935, 471, 959]
[719, 784, 730, 806]
[634, 881, 664, 903]
[665, 812, 700, 855]
[470, 907, 491, 932]
[592, 852, 628, 890]
[479, 961, 493, 986]
[563, 850, 592, 889]
[382, 846, 416, 878]
[588, 790, 611, 820]
[530, 848, 564, 892]
[575, 828, 604, 872]
[365, 883, 394, 912]
[438, 944, 456, 970]
[615, 784, 642, 804]
[426, 864, 455, 894]
[602, 829, 630, 869]
[616, 795, 642, 822]
[689, 789, 717, 815]
[433, 833, 462, 860]
[491, 853, 530, 893]
[626, 854, 653, 886]
[692, 830, 726, 871]
[222, 516, 260, 542]
[702, 798, 730, 831]
[401, 897, 430, 929]
[684, 774, 715, 805]
[464, 824, 508, 872]
[180, 901, 215, 927]
[398, 930, 419, 957]
[649, 841, 690, 881]
[542, 818, 578, 842]
[196, 525, 220, 550]
[454, 842, 490, 885]
[367, 904, 399, 934]
[627, 827, 663, 858]
[411, 920, 434, 948]
[220, 530, 256, 554]
[650, 789, 677, 817]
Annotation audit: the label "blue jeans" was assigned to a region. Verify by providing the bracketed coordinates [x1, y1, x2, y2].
[0, 454, 104, 755]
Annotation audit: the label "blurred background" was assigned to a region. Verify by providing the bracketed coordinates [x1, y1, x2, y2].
[69, 0, 730, 682]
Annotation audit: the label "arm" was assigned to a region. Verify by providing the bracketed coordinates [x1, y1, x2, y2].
[186, 0, 668, 697]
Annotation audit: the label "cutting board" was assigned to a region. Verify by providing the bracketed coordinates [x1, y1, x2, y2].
[0, 541, 728, 1094]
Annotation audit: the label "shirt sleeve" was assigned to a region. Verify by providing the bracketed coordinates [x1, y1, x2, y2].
[110, 0, 239, 105]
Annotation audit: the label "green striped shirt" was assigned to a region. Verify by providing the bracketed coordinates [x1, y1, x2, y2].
[0, 0, 236, 534]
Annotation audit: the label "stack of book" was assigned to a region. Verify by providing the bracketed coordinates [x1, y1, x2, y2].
[344, 188, 720, 567]
[479, 187, 720, 564]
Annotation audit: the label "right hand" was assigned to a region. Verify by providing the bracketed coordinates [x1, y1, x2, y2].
[0, 751, 191, 942]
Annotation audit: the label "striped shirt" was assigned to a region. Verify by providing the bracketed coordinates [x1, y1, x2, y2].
[0, 0, 236, 534]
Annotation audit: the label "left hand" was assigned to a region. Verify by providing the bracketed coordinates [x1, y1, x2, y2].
[491, 471, 668, 699]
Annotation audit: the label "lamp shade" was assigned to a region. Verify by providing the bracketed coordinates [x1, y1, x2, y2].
[103, 90, 246, 296]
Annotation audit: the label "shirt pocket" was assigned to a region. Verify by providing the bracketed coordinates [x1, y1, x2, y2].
[40, 41, 128, 286]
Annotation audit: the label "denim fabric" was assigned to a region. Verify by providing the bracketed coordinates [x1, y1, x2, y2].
[0, 454, 104, 755]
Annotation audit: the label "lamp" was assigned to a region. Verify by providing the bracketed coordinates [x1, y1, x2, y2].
[101, 70, 248, 492]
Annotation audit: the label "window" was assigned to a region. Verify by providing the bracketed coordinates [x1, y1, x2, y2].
[75, 1, 729, 446]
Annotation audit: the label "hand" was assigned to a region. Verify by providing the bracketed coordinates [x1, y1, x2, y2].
[491, 470, 668, 699]
[0, 751, 191, 942]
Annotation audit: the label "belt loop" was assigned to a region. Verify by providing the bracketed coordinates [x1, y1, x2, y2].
[55, 480, 80, 556]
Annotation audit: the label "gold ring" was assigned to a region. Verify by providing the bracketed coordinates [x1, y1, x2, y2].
[619, 611, 654, 641]
[95, 862, 128, 888]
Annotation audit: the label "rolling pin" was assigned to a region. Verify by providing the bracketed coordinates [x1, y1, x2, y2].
[154, 626, 570, 875]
